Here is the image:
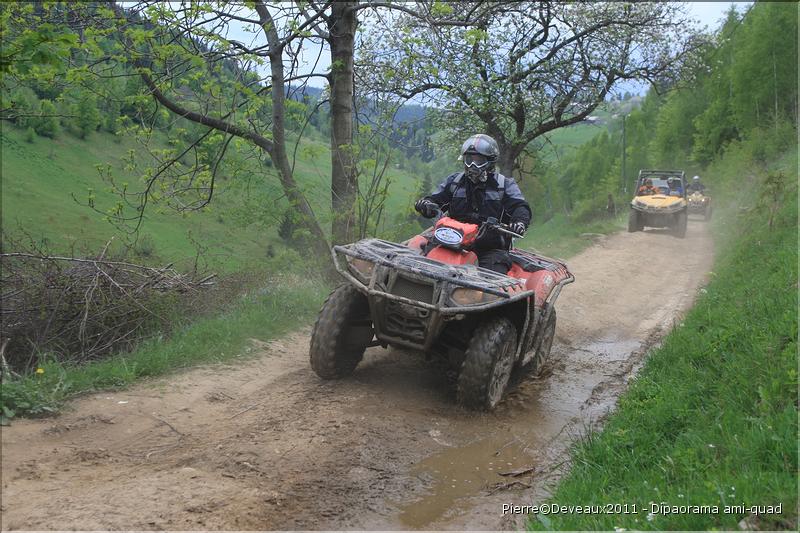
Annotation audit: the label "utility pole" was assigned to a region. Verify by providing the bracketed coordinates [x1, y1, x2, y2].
[621, 114, 627, 194]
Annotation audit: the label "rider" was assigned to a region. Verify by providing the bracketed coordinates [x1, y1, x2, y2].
[414, 134, 532, 274]
[687, 175, 706, 193]
[667, 177, 684, 197]
[637, 178, 659, 196]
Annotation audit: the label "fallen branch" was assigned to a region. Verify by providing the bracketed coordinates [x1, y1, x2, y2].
[1, 245, 216, 372]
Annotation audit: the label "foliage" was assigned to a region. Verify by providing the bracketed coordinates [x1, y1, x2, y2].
[526, 4, 798, 527]
[528, 2, 796, 224]
[32, 99, 58, 138]
[529, 146, 798, 531]
[360, 1, 703, 174]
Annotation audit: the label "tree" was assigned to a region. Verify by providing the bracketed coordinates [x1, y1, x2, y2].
[359, 1, 703, 177]
[6, 1, 367, 257]
[33, 99, 58, 138]
[75, 94, 101, 139]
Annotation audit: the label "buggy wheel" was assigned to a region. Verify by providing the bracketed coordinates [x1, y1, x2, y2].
[674, 211, 688, 238]
[457, 317, 517, 411]
[309, 284, 373, 379]
[627, 210, 640, 232]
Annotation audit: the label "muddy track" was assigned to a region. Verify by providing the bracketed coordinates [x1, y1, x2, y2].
[1, 220, 714, 531]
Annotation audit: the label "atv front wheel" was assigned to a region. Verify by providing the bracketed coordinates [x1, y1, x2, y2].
[457, 317, 517, 410]
[704, 205, 713, 221]
[529, 307, 557, 374]
[310, 284, 373, 379]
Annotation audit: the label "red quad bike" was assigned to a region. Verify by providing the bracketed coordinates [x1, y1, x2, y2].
[309, 214, 574, 410]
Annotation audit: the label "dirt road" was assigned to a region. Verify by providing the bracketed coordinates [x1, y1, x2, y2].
[1, 220, 714, 531]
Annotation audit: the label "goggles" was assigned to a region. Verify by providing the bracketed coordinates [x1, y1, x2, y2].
[463, 153, 490, 169]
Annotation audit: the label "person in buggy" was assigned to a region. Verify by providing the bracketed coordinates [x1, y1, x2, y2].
[414, 134, 532, 274]
[667, 177, 684, 197]
[637, 178, 660, 196]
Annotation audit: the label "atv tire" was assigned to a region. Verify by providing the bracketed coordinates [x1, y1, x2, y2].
[457, 317, 517, 411]
[627, 210, 641, 232]
[530, 307, 557, 374]
[704, 205, 712, 221]
[674, 211, 688, 238]
[310, 284, 373, 379]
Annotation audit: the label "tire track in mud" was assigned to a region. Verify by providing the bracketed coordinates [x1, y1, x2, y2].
[1, 219, 714, 531]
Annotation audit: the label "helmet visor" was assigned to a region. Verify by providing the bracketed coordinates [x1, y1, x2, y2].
[463, 153, 489, 169]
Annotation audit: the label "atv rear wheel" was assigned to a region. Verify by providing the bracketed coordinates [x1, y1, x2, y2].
[310, 284, 373, 379]
[627, 210, 641, 232]
[457, 317, 517, 411]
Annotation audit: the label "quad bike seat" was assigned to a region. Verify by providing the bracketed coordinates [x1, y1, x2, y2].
[508, 251, 550, 272]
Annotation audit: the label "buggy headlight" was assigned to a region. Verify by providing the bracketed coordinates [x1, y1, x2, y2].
[347, 257, 375, 280]
[451, 288, 501, 306]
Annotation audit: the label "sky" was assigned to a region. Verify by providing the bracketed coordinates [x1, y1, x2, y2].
[225, 2, 752, 90]
[689, 1, 751, 32]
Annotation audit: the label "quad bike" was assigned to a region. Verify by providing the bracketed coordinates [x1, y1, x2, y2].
[628, 169, 689, 238]
[687, 191, 712, 220]
[309, 213, 574, 411]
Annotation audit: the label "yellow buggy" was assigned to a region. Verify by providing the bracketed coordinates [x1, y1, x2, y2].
[628, 170, 689, 238]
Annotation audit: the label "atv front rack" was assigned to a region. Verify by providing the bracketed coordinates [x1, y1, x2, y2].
[332, 239, 533, 313]
[332, 238, 574, 355]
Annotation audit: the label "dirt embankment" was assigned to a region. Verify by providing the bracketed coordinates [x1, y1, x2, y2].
[1, 220, 714, 531]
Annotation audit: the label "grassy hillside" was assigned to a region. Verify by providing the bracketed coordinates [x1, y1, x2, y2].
[3, 119, 627, 273]
[538, 104, 619, 161]
[1, 125, 419, 272]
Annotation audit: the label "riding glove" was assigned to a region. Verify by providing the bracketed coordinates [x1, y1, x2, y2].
[415, 198, 439, 218]
[509, 221, 527, 237]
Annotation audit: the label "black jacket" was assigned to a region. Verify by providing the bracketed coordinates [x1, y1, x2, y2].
[424, 171, 532, 250]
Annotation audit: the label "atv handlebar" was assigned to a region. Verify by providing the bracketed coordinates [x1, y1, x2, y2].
[434, 210, 524, 239]
[482, 216, 524, 239]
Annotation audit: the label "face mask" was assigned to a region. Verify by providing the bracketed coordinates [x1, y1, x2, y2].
[465, 165, 488, 184]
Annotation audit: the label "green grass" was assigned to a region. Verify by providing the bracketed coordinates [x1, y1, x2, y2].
[528, 149, 798, 531]
[0, 275, 330, 422]
[1, 125, 419, 272]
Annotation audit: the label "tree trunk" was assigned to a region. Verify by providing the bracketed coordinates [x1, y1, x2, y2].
[496, 144, 523, 178]
[257, 4, 332, 260]
[328, 2, 357, 244]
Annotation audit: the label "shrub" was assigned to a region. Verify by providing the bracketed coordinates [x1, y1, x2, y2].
[135, 233, 157, 257]
[32, 100, 59, 138]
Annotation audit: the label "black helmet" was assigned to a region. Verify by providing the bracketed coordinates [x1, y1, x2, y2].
[460, 134, 499, 184]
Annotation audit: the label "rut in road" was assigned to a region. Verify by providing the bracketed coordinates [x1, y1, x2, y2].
[1, 220, 714, 531]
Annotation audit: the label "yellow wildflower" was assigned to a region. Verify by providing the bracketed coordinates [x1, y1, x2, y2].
[35, 368, 44, 374]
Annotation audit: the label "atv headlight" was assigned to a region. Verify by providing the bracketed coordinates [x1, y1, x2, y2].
[347, 257, 375, 280]
[451, 288, 502, 306]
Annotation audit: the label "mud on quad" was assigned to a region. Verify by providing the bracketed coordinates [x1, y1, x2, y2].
[628, 169, 689, 238]
[309, 214, 574, 410]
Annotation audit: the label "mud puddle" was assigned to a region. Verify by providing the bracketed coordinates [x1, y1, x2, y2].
[390, 338, 643, 530]
[1, 222, 714, 531]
